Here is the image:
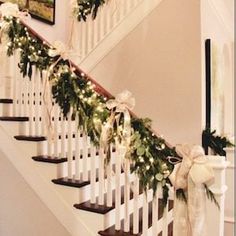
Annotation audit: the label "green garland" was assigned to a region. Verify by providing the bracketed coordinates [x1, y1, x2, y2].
[202, 128, 234, 156]
[1, 16, 219, 210]
[73, 0, 107, 22]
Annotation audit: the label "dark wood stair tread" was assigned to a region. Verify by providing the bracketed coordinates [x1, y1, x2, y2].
[99, 229, 140, 236]
[0, 116, 29, 122]
[74, 184, 142, 214]
[52, 163, 123, 190]
[0, 99, 13, 104]
[52, 177, 90, 188]
[74, 201, 114, 214]
[32, 155, 68, 164]
[14, 135, 46, 142]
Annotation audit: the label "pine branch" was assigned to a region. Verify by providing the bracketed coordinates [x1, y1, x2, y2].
[176, 189, 187, 203]
[204, 184, 220, 209]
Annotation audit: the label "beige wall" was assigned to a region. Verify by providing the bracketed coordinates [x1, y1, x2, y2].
[0, 153, 70, 236]
[90, 0, 202, 145]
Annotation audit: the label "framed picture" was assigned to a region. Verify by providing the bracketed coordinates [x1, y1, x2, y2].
[28, 0, 55, 25]
[0, 0, 55, 25]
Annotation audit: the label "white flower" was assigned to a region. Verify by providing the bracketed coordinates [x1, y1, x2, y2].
[0, 3, 19, 18]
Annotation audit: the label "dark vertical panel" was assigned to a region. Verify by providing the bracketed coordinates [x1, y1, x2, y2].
[205, 39, 211, 130]
[202, 39, 211, 154]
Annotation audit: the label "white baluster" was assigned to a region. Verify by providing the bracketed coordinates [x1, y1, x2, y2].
[87, 18, 93, 54]
[98, 10, 104, 41]
[90, 145, 97, 204]
[162, 200, 168, 236]
[60, 115, 66, 159]
[74, 116, 81, 179]
[81, 22, 87, 59]
[34, 69, 41, 136]
[124, 158, 130, 232]
[82, 132, 89, 181]
[98, 147, 105, 205]
[46, 100, 54, 157]
[67, 110, 73, 179]
[29, 67, 37, 136]
[115, 141, 121, 230]
[13, 51, 19, 116]
[142, 194, 149, 236]
[133, 176, 139, 234]
[152, 193, 159, 235]
[106, 145, 113, 207]
[106, 3, 112, 35]
[53, 104, 59, 158]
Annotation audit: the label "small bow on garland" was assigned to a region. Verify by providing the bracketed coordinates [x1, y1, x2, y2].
[0, 3, 30, 42]
[0, 2, 30, 19]
[101, 90, 135, 160]
[168, 144, 215, 236]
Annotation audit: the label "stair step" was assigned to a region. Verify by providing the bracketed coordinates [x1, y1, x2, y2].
[0, 116, 29, 122]
[98, 200, 173, 236]
[32, 155, 68, 164]
[52, 177, 90, 188]
[0, 98, 13, 104]
[74, 185, 142, 214]
[52, 163, 122, 189]
[74, 201, 114, 214]
[14, 135, 46, 142]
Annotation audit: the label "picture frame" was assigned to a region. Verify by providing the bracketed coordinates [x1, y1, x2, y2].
[0, 0, 56, 25]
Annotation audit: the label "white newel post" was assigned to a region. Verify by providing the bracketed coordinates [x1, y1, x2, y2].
[206, 155, 228, 236]
[224, 147, 235, 235]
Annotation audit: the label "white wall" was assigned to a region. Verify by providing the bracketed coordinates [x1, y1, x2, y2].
[0, 152, 71, 236]
[90, 0, 202, 145]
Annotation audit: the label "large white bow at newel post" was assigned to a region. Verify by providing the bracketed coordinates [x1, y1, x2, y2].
[168, 144, 215, 236]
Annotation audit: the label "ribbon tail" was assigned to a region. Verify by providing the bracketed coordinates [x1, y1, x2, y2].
[173, 191, 190, 236]
[42, 72, 54, 144]
[123, 109, 131, 147]
[187, 177, 207, 236]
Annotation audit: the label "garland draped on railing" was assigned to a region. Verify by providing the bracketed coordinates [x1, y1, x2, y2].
[0, 13, 176, 208]
[72, 0, 107, 22]
[0, 3, 218, 213]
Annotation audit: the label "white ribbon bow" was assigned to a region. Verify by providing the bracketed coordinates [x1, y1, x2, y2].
[168, 144, 215, 236]
[100, 90, 135, 170]
[0, 2, 30, 19]
[101, 90, 135, 149]
[0, 3, 30, 43]
[106, 90, 135, 112]
[48, 41, 70, 61]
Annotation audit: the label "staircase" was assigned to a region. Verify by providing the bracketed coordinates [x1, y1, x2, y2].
[0, 4, 228, 236]
[0, 18, 174, 236]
